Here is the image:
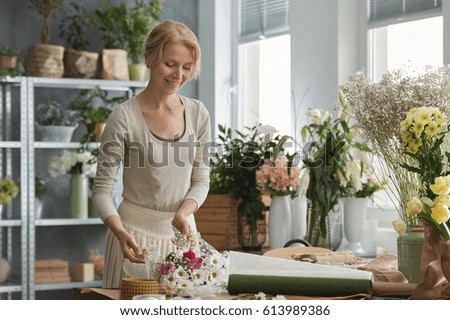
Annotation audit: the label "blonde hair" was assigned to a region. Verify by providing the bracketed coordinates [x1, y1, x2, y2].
[144, 20, 201, 79]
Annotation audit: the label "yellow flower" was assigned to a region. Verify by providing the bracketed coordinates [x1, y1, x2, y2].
[433, 109, 446, 126]
[400, 119, 411, 134]
[415, 109, 432, 125]
[406, 197, 423, 216]
[434, 195, 450, 207]
[406, 143, 419, 154]
[392, 220, 407, 236]
[413, 121, 425, 135]
[425, 121, 438, 137]
[431, 203, 450, 224]
[420, 196, 435, 207]
[402, 131, 413, 144]
[430, 176, 450, 196]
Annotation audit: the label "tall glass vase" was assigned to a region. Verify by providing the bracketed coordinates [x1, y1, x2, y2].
[237, 212, 266, 250]
[70, 173, 89, 219]
[305, 200, 331, 248]
[268, 195, 292, 248]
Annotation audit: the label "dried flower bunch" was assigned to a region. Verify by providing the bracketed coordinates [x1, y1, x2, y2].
[393, 107, 450, 239]
[341, 66, 450, 223]
[0, 177, 19, 205]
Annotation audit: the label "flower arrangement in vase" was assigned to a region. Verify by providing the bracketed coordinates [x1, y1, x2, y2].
[341, 66, 450, 227]
[210, 124, 293, 250]
[394, 106, 450, 294]
[300, 91, 372, 248]
[256, 154, 302, 248]
[49, 149, 97, 219]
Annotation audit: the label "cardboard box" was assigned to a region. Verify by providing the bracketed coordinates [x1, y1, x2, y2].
[71, 263, 95, 282]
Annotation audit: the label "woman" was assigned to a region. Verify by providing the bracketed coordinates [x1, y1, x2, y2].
[92, 20, 211, 288]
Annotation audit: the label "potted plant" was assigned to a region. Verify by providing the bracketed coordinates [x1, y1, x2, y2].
[27, 0, 65, 78]
[209, 124, 292, 250]
[91, 0, 163, 81]
[69, 86, 124, 143]
[59, 2, 98, 79]
[35, 100, 80, 142]
[0, 46, 25, 77]
[0, 177, 19, 219]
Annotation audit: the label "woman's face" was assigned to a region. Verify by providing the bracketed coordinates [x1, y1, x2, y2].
[149, 42, 194, 95]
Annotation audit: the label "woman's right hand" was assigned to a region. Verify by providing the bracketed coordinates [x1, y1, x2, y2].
[116, 229, 146, 264]
[105, 215, 146, 264]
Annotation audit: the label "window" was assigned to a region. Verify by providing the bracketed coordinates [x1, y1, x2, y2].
[239, 35, 291, 135]
[369, 16, 443, 81]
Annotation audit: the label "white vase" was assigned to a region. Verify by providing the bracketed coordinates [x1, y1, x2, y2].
[35, 124, 77, 142]
[290, 195, 307, 239]
[268, 195, 292, 249]
[341, 197, 369, 256]
[35, 198, 43, 219]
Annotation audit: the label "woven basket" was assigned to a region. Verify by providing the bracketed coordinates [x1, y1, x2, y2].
[120, 278, 159, 300]
[27, 44, 64, 78]
[63, 48, 98, 79]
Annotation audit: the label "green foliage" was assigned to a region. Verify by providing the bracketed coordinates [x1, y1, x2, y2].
[210, 124, 293, 241]
[91, 0, 163, 62]
[0, 177, 19, 205]
[59, 2, 90, 50]
[35, 176, 46, 199]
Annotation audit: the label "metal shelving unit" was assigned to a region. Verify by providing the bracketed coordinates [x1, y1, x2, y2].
[0, 76, 28, 300]
[1, 76, 145, 299]
[27, 77, 145, 299]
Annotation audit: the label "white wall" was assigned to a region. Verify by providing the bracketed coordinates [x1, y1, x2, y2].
[198, 0, 234, 138]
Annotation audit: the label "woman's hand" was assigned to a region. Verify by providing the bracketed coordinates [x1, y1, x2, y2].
[116, 229, 146, 264]
[104, 215, 146, 264]
[172, 211, 190, 236]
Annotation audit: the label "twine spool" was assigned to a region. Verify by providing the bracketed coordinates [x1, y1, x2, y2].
[27, 44, 64, 78]
[119, 278, 159, 300]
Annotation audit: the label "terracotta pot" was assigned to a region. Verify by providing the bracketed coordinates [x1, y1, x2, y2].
[0, 55, 17, 69]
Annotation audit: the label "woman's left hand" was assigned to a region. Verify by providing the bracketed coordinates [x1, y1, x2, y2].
[172, 211, 190, 236]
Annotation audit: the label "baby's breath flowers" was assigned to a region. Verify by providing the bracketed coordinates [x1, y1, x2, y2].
[341, 66, 450, 224]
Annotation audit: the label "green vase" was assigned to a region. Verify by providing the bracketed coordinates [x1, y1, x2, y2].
[397, 227, 424, 283]
[70, 174, 88, 219]
[88, 197, 99, 218]
[128, 63, 146, 81]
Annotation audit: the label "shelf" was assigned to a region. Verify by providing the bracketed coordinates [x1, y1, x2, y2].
[0, 141, 22, 148]
[28, 77, 146, 91]
[35, 218, 103, 226]
[0, 282, 22, 293]
[0, 220, 22, 227]
[0, 76, 22, 85]
[34, 142, 100, 149]
[35, 280, 102, 291]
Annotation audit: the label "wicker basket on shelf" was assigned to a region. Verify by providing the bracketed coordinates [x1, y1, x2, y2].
[27, 44, 64, 78]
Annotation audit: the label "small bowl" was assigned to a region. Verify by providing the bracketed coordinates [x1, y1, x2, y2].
[132, 294, 166, 300]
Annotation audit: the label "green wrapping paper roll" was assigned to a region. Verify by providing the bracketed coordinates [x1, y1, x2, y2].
[227, 274, 373, 297]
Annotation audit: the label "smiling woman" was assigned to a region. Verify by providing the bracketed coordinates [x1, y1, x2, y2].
[92, 20, 212, 289]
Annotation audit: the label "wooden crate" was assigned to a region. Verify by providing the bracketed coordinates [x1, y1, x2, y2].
[196, 194, 240, 251]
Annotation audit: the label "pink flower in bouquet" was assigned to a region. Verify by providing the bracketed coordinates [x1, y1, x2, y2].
[256, 155, 300, 196]
[183, 250, 196, 260]
[158, 262, 175, 275]
[188, 257, 204, 270]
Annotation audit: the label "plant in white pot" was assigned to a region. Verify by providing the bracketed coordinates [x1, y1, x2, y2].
[27, 0, 65, 78]
[0, 46, 25, 77]
[35, 100, 80, 142]
[59, 2, 98, 79]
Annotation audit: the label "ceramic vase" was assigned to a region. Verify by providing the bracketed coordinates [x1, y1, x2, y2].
[341, 197, 369, 256]
[268, 195, 292, 248]
[290, 195, 307, 239]
[397, 226, 424, 283]
[439, 240, 450, 283]
[70, 174, 89, 219]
